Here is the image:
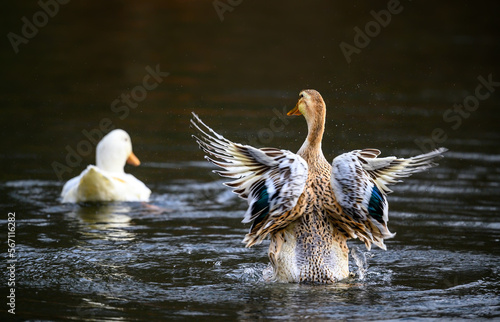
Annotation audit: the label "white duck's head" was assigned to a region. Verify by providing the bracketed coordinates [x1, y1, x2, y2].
[96, 129, 141, 173]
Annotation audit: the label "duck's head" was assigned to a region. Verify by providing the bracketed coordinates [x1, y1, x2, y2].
[287, 89, 326, 134]
[96, 129, 140, 173]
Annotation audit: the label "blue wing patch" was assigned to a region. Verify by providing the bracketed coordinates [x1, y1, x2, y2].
[250, 183, 270, 230]
[368, 185, 385, 224]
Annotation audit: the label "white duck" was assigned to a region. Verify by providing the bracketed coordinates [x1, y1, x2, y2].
[61, 129, 151, 203]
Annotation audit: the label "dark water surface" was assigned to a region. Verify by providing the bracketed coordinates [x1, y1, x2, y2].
[1, 1, 500, 320]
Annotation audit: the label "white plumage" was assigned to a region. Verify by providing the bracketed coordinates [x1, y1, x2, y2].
[61, 129, 151, 203]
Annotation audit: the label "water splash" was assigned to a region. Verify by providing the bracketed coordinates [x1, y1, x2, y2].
[351, 246, 369, 280]
[226, 263, 268, 283]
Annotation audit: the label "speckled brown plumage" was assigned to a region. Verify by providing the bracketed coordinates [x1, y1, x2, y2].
[191, 89, 446, 284]
[269, 158, 351, 283]
[267, 90, 351, 283]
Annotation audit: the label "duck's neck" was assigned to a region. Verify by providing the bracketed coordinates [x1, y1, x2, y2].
[97, 157, 125, 174]
[297, 111, 327, 164]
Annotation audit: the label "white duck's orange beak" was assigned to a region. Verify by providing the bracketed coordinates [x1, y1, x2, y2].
[126, 152, 141, 166]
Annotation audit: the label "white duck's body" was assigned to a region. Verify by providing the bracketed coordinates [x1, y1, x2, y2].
[61, 129, 151, 203]
[61, 165, 151, 203]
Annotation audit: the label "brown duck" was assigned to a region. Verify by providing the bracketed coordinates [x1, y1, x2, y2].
[191, 89, 446, 283]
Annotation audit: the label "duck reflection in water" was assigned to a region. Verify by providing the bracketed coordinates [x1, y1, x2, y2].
[72, 203, 135, 242]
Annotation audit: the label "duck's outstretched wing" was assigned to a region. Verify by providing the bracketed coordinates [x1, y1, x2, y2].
[330, 148, 447, 250]
[191, 113, 308, 247]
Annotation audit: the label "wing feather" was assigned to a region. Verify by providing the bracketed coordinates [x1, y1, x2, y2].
[191, 113, 308, 246]
[331, 148, 447, 250]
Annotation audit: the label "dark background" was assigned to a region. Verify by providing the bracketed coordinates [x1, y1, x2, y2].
[1, 1, 500, 320]
[1, 1, 499, 182]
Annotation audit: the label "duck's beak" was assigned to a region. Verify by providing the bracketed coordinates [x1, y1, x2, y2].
[287, 102, 302, 116]
[126, 152, 141, 166]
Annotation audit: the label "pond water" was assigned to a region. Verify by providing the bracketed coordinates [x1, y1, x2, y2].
[1, 1, 500, 320]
